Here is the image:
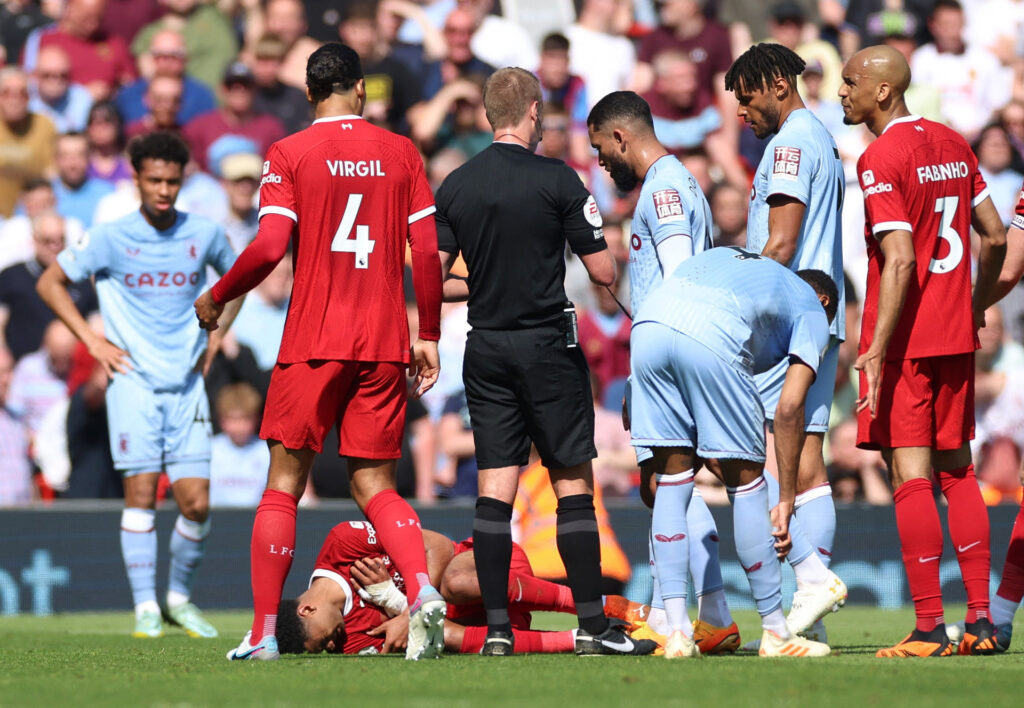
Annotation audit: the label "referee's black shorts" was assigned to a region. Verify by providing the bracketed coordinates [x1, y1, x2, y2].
[462, 325, 597, 470]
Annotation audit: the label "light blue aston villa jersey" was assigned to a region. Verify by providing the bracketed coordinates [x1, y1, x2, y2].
[628, 154, 713, 315]
[634, 247, 830, 377]
[747, 108, 844, 339]
[57, 209, 236, 391]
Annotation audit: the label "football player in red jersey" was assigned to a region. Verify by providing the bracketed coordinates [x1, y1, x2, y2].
[194, 43, 446, 662]
[839, 45, 1007, 658]
[271, 523, 645, 656]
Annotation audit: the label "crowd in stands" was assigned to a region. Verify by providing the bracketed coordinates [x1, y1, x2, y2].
[1, 0, 1023, 508]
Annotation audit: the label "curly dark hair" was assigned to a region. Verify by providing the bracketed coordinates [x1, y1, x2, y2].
[796, 269, 840, 324]
[306, 43, 363, 104]
[275, 599, 309, 654]
[127, 131, 190, 172]
[724, 43, 806, 95]
[586, 90, 654, 132]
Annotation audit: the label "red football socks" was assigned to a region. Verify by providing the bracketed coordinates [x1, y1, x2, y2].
[249, 488, 299, 641]
[508, 572, 576, 613]
[894, 478, 945, 631]
[996, 498, 1024, 604]
[364, 489, 431, 603]
[939, 466, 991, 622]
[459, 626, 576, 653]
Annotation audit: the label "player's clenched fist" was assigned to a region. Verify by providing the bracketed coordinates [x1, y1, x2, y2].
[193, 290, 224, 331]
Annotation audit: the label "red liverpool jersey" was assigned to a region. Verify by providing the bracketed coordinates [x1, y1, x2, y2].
[1013, 180, 1024, 231]
[857, 115, 988, 360]
[259, 116, 436, 364]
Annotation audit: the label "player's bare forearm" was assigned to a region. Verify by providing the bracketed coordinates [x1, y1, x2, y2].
[422, 529, 455, 588]
[865, 229, 915, 359]
[773, 366, 814, 505]
[439, 250, 469, 302]
[36, 263, 96, 346]
[763, 196, 806, 266]
[970, 197, 1009, 312]
[990, 226, 1024, 306]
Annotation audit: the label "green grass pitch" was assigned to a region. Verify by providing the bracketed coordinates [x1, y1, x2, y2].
[1, 607, 1021, 707]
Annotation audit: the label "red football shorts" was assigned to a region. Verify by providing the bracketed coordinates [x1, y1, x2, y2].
[261, 360, 407, 459]
[857, 352, 974, 451]
[446, 538, 534, 628]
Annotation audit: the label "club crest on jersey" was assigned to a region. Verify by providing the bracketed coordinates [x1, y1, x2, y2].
[186, 239, 198, 260]
[861, 170, 875, 186]
[773, 146, 801, 180]
[583, 195, 603, 227]
[118, 433, 129, 454]
[263, 161, 270, 175]
[631, 234, 642, 250]
[652, 189, 684, 221]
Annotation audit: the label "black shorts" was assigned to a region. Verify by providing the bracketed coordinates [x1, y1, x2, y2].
[462, 326, 597, 470]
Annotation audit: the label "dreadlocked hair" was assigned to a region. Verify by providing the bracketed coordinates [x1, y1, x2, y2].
[724, 43, 806, 94]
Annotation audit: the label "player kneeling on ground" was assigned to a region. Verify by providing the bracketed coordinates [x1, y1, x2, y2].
[274, 522, 647, 655]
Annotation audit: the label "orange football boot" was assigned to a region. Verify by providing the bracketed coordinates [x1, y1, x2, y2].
[604, 595, 651, 633]
[692, 620, 741, 654]
[630, 622, 667, 656]
[876, 628, 954, 658]
[958, 619, 1000, 655]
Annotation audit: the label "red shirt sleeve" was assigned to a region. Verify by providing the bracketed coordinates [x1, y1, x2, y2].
[858, 147, 911, 236]
[970, 149, 990, 207]
[406, 143, 441, 341]
[210, 213, 292, 303]
[258, 142, 297, 221]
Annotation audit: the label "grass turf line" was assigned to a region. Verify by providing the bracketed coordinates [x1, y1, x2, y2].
[1, 607, 1022, 707]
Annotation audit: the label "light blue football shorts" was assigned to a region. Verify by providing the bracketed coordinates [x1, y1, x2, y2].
[105, 371, 212, 480]
[630, 321, 766, 463]
[756, 338, 840, 433]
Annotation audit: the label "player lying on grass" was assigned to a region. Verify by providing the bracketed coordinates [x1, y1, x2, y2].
[273, 521, 645, 655]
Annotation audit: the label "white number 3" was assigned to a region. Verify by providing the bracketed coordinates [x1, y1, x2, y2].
[928, 195, 963, 274]
[331, 194, 375, 269]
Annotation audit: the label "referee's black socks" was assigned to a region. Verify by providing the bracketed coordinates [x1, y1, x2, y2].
[473, 496, 514, 634]
[556, 494, 608, 636]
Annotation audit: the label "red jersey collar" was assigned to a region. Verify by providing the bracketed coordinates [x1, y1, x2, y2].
[313, 115, 364, 125]
[882, 114, 922, 134]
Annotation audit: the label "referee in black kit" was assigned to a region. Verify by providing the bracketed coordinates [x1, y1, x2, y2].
[436, 67, 656, 657]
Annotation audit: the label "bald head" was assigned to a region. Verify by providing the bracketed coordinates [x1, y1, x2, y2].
[848, 45, 911, 95]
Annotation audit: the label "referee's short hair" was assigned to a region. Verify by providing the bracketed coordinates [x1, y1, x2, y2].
[586, 91, 654, 133]
[483, 67, 542, 130]
[306, 42, 363, 103]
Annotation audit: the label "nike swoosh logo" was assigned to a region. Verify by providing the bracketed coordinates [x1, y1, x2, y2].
[958, 541, 981, 552]
[600, 636, 636, 652]
[231, 646, 264, 660]
[918, 555, 940, 563]
[514, 578, 523, 603]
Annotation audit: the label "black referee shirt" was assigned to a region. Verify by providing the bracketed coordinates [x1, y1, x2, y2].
[435, 142, 608, 330]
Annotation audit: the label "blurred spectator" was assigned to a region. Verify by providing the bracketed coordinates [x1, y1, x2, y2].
[249, 34, 311, 135]
[182, 63, 286, 172]
[0, 179, 85, 272]
[303, 0, 348, 42]
[827, 419, 892, 504]
[218, 151, 261, 254]
[974, 305, 1024, 504]
[0, 67, 56, 218]
[84, 100, 132, 187]
[801, 59, 846, 140]
[52, 132, 115, 227]
[232, 256, 292, 372]
[427, 147, 468, 190]
[29, 44, 93, 132]
[259, 0, 323, 90]
[459, 0, 539, 71]
[719, 0, 818, 49]
[537, 33, 593, 168]
[911, 0, 1012, 140]
[592, 382, 639, 496]
[64, 353, 122, 498]
[377, 0, 447, 79]
[0, 211, 96, 361]
[537, 102, 583, 168]
[338, 3, 420, 134]
[578, 280, 630, 404]
[437, 389, 477, 498]
[25, 0, 136, 102]
[765, 2, 843, 102]
[845, 0, 934, 48]
[0, 345, 33, 506]
[424, 7, 495, 101]
[396, 0, 455, 47]
[877, 12, 942, 123]
[974, 123, 1024, 226]
[7, 319, 76, 435]
[133, 0, 237, 92]
[1, 0, 51, 66]
[1002, 100, 1024, 162]
[116, 29, 217, 126]
[645, 50, 724, 153]
[100, 0, 164, 44]
[567, 0, 635, 110]
[709, 182, 746, 246]
[209, 382, 269, 508]
[963, 0, 1024, 70]
[125, 74, 186, 139]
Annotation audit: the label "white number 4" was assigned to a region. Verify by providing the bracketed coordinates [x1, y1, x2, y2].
[928, 195, 963, 274]
[331, 194, 375, 269]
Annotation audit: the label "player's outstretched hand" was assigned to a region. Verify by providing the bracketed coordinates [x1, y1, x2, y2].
[770, 500, 793, 560]
[367, 611, 410, 654]
[88, 336, 132, 378]
[410, 338, 440, 397]
[193, 290, 225, 331]
[854, 349, 882, 418]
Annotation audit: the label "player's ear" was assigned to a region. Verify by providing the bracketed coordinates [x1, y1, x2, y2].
[819, 293, 831, 314]
[612, 127, 626, 150]
[297, 602, 316, 618]
[773, 75, 789, 99]
[876, 81, 891, 104]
